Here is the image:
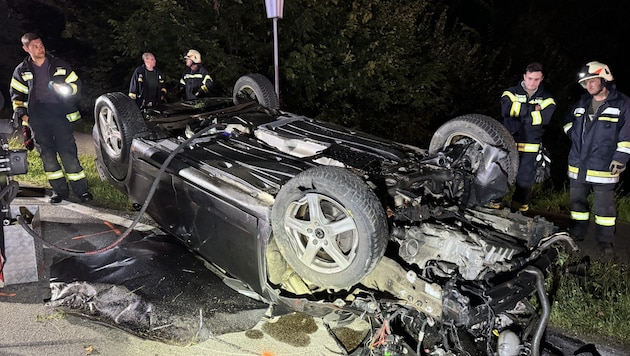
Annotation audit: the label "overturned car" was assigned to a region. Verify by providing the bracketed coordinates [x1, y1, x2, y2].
[93, 74, 570, 355]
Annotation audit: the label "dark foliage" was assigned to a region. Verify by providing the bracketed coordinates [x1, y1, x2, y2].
[1, 0, 629, 162]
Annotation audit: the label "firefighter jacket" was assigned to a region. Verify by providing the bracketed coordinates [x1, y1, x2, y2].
[179, 65, 213, 100]
[10, 54, 82, 123]
[128, 64, 167, 107]
[563, 86, 630, 184]
[501, 82, 556, 153]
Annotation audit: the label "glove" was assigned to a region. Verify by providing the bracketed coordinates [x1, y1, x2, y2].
[22, 125, 34, 151]
[610, 160, 626, 175]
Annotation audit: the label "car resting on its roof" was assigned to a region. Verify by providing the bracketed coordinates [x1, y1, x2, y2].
[92, 74, 574, 356]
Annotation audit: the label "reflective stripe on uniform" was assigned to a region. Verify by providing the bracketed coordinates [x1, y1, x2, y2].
[571, 211, 590, 221]
[567, 165, 579, 179]
[531, 111, 542, 125]
[602, 107, 621, 116]
[10, 78, 29, 94]
[46, 170, 65, 180]
[595, 215, 616, 227]
[585, 169, 618, 184]
[66, 171, 86, 181]
[66, 111, 82, 122]
[518, 143, 540, 153]
[539, 97, 556, 109]
[617, 142, 630, 154]
[599, 116, 619, 123]
[563, 122, 572, 134]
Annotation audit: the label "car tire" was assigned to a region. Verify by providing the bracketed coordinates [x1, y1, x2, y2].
[428, 113, 519, 184]
[271, 166, 388, 290]
[94, 92, 149, 181]
[233, 73, 279, 109]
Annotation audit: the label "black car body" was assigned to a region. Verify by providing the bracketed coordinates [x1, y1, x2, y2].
[93, 74, 572, 356]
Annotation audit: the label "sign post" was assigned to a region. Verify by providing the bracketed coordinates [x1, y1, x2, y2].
[264, 0, 284, 99]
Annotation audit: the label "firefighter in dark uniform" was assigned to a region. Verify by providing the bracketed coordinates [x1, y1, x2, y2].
[128, 52, 167, 108]
[501, 62, 556, 211]
[564, 61, 630, 254]
[9, 33, 92, 204]
[179, 49, 214, 100]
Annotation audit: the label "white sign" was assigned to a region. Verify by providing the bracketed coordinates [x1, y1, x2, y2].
[265, 0, 284, 19]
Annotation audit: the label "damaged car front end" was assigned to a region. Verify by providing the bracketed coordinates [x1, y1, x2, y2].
[93, 74, 572, 355]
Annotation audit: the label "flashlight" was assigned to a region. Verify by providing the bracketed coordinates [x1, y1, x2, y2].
[49, 81, 72, 97]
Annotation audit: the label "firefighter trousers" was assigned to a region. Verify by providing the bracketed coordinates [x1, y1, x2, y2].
[28, 103, 88, 198]
[569, 181, 616, 244]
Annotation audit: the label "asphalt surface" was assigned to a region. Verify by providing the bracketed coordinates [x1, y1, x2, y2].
[1, 131, 629, 355]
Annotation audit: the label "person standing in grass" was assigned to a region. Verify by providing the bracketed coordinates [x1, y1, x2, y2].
[128, 52, 167, 108]
[9, 32, 93, 204]
[500, 62, 556, 212]
[564, 61, 630, 254]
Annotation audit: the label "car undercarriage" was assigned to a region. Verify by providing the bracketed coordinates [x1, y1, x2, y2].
[92, 74, 574, 355]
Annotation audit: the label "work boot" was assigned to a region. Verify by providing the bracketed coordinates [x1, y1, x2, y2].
[49, 193, 67, 204]
[80, 192, 94, 203]
[510, 201, 529, 212]
[597, 242, 614, 255]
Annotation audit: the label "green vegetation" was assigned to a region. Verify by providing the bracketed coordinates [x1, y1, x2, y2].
[549, 257, 630, 349]
[10, 137, 132, 211]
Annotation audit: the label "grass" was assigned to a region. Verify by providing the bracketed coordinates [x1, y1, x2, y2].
[9, 136, 132, 211]
[9, 136, 630, 350]
[549, 256, 630, 349]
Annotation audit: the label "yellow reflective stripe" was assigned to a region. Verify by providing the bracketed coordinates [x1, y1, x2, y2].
[518, 143, 540, 152]
[531, 111, 542, 125]
[571, 211, 589, 221]
[12, 100, 27, 111]
[53, 68, 67, 76]
[184, 74, 204, 79]
[586, 169, 618, 183]
[563, 122, 572, 134]
[138, 77, 144, 82]
[203, 74, 213, 83]
[502, 91, 516, 100]
[65, 71, 78, 83]
[22, 72, 33, 81]
[66, 111, 82, 122]
[599, 116, 619, 123]
[595, 215, 616, 226]
[129, 93, 137, 99]
[510, 102, 521, 117]
[587, 169, 615, 177]
[539, 97, 556, 109]
[568, 165, 579, 173]
[66, 171, 86, 181]
[46, 170, 65, 180]
[11, 78, 29, 94]
[617, 142, 630, 154]
[67, 83, 79, 95]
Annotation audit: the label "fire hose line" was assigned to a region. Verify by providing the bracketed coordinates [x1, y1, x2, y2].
[16, 123, 218, 256]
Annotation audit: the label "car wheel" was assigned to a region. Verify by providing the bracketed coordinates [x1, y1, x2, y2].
[94, 92, 149, 181]
[233, 73, 279, 109]
[428, 113, 519, 184]
[271, 166, 388, 290]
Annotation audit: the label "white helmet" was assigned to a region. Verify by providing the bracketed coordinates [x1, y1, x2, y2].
[578, 61, 613, 88]
[184, 49, 202, 64]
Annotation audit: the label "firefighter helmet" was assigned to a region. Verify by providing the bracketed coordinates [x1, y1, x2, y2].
[184, 49, 202, 64]
[578, 61, 613, 88]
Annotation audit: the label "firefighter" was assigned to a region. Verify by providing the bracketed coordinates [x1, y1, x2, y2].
[500, 62, 557, 211]
[128, 52, 167, 108]
[179, 49, 214, 100]
[564, 61, 630, 254]
[9, 33, 93, 204]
